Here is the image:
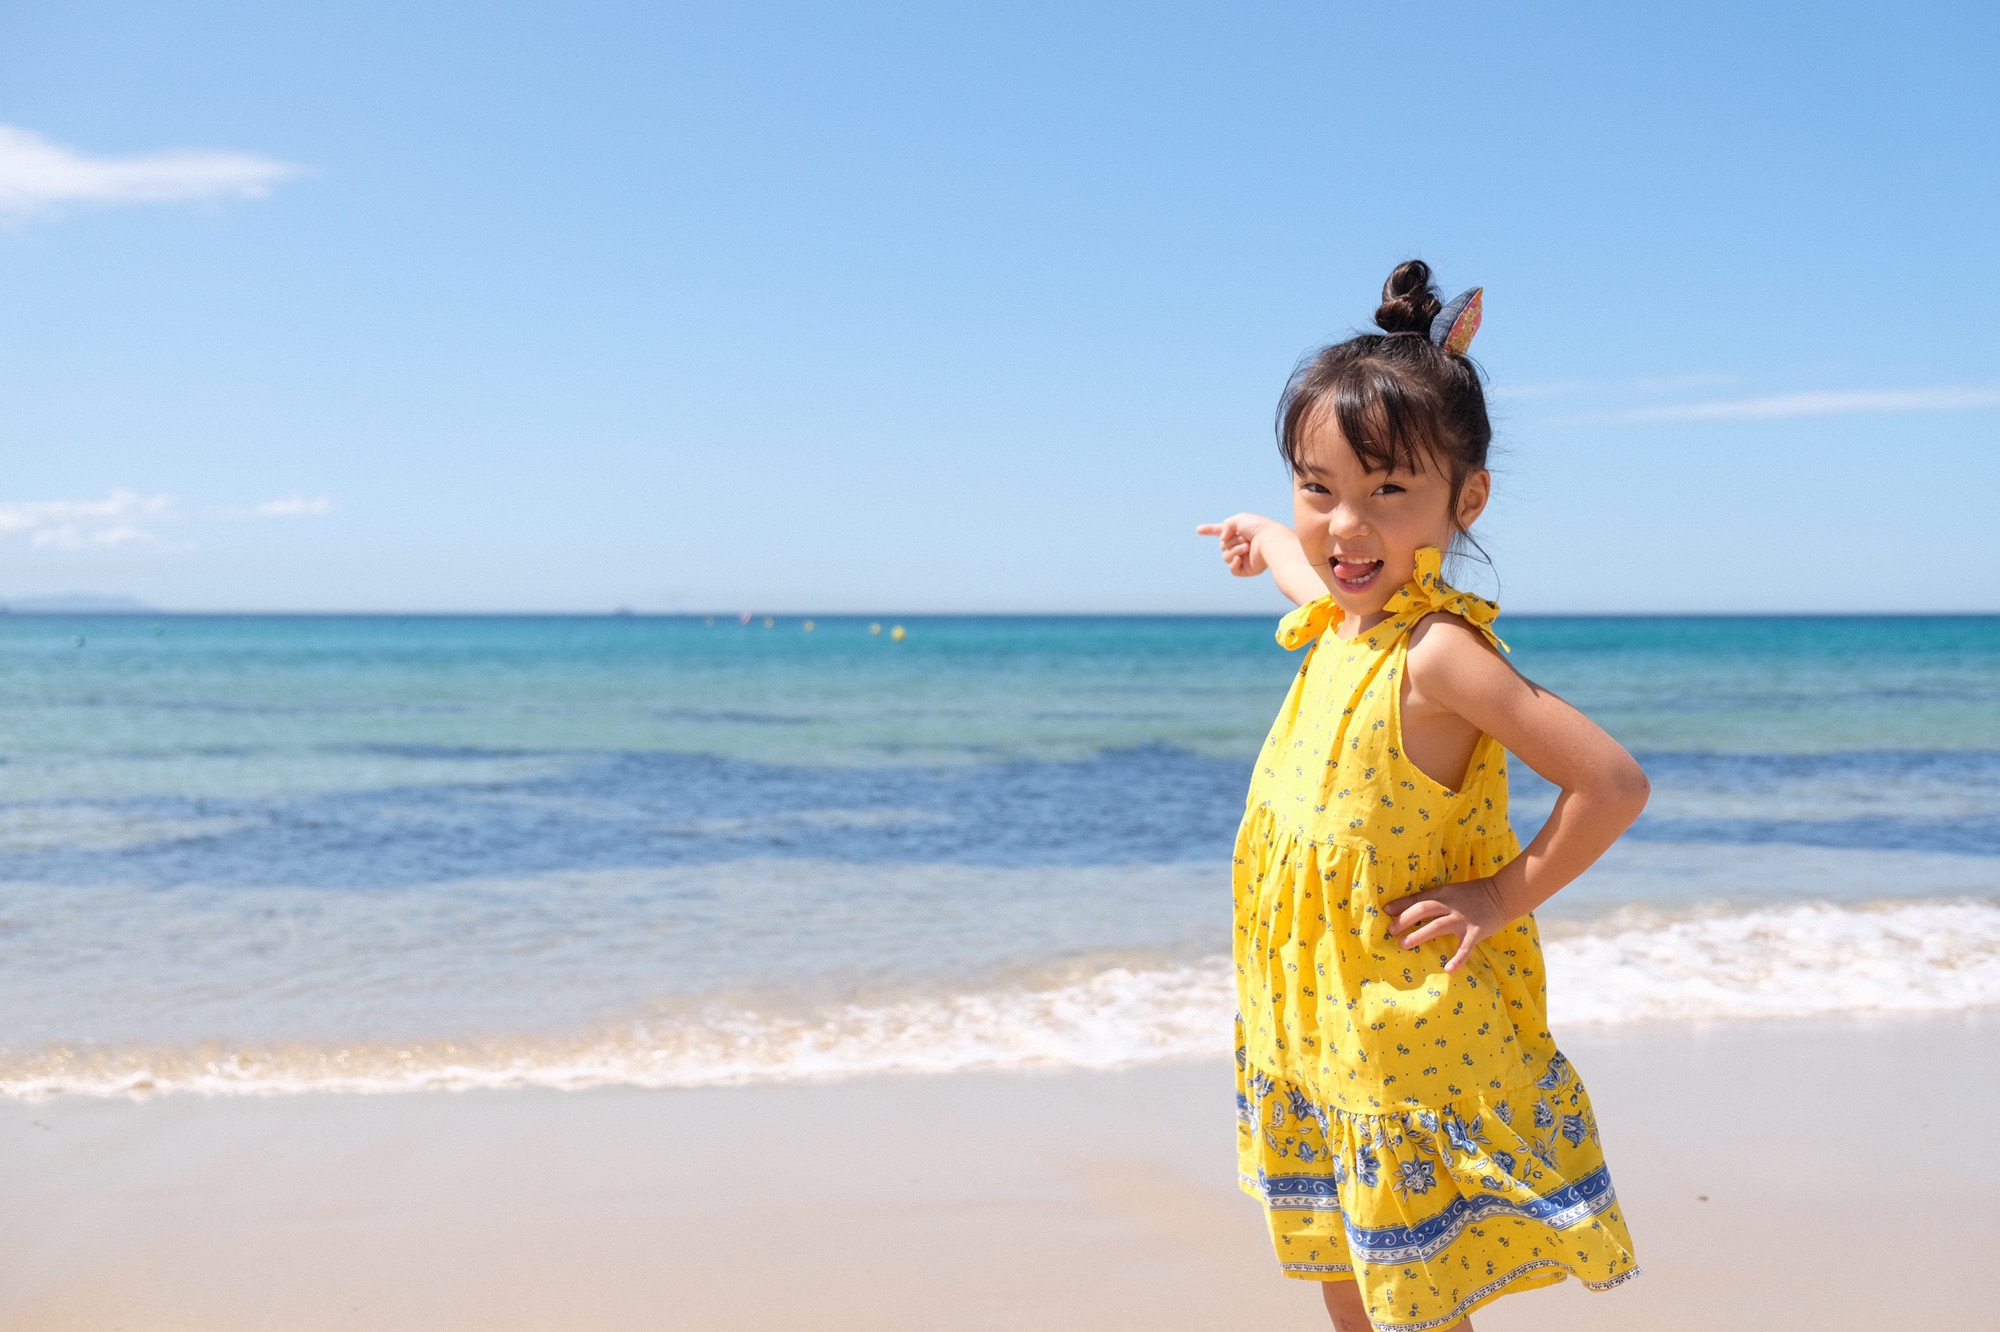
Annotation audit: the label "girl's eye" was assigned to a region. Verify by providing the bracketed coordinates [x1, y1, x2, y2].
[1300, 482, 1330, 496]
[1374, 483, 1406, 496]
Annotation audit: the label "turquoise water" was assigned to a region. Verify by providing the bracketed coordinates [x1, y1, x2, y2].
[1, 612, 1995, 1095]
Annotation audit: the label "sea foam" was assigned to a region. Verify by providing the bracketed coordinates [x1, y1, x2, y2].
[3, 897, 1995, 1100]
[1544, 899, 2000, 1022]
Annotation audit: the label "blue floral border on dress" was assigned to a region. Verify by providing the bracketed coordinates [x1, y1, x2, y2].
[1249, 1163, 1619, 1265]
[1249, 1170, 1344, 1212]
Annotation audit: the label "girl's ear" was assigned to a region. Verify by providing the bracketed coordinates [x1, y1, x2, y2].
[1455, 469, 1492, 530]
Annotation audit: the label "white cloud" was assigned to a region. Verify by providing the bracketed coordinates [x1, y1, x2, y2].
[256, 494, 334, 517]
[0, 488, 176, 536]
[0, 124, 300, 217]
[0, 489, 332, 550]
[1612, 385, 2000, 423]
[32, 523, 157, 550]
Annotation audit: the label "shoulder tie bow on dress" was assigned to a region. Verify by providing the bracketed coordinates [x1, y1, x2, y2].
[1275, 596, 1340, 650]
[1274, 547, 1508, 654]
[1381, 547, 1509, 653]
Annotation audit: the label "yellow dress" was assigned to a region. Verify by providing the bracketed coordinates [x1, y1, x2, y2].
[1234, 549, 1638, 1330]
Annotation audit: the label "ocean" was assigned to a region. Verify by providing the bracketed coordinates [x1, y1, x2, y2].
[2, 611, 1996, 1098]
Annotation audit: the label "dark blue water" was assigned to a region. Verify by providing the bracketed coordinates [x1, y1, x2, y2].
[2, 613, 1996, 889]
[1, 743, 1996, 892]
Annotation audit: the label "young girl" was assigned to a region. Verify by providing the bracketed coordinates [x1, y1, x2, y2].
[1197, 261, 1648, 1332]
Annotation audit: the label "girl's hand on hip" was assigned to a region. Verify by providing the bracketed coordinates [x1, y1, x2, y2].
[1384, 878, 1512, 973]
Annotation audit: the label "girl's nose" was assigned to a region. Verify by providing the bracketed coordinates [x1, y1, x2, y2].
[1327, 506, 1369, 539]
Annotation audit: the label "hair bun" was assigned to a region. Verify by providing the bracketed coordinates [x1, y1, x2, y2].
[1374, 260, 1442, 336]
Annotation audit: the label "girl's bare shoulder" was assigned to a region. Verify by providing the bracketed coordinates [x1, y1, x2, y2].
[1403, 612, 1513, 701]
[1405, 611, 1499, 660]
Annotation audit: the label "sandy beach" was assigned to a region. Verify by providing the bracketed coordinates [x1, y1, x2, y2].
[8, 4, 1996, 1329]
[2, 1010, 1992, 1331]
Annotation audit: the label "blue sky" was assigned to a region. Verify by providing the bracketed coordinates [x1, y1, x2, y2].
[0, 1, 1994, 612]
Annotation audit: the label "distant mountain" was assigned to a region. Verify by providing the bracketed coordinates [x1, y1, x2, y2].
[1, 594, 156, 613]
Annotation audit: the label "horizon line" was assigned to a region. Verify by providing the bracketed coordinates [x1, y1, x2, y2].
[5, 607, 1998, 620]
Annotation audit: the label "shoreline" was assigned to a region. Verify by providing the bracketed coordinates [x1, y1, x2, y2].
[8, 886, 1996, 1100]
[1, 1010, 1992, 1331]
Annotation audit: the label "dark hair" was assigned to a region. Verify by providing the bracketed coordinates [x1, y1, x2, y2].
[1276, 260, 1493, 538]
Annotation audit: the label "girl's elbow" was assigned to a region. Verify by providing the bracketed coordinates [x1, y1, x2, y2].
[1612, 758, 1650, 818]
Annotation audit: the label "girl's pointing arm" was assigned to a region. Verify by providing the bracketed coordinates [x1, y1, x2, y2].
[1196, 513, 1327, 607]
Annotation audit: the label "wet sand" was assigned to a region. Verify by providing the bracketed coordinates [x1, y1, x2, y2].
[1, 1012, 1992, 1331]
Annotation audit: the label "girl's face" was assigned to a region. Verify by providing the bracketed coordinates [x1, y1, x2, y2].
[1291, 414, 1490, 620]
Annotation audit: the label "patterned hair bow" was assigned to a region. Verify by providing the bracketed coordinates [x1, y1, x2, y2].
[1430, 288, 1483, 355]
[1274, 547, 1507, 654]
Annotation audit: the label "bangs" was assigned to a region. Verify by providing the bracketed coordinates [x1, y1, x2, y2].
[1280, 352, 1451, 478]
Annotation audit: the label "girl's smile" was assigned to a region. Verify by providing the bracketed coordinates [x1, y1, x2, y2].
[1328, 554, 1386, 592]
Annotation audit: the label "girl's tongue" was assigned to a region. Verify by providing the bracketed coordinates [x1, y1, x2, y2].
[1333, 557, 1384, 589]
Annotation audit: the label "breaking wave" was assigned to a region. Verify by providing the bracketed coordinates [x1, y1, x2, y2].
[6, 898, 1996, 1099]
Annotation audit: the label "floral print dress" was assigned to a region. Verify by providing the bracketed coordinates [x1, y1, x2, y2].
[1234, 549, 1638, 1331]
